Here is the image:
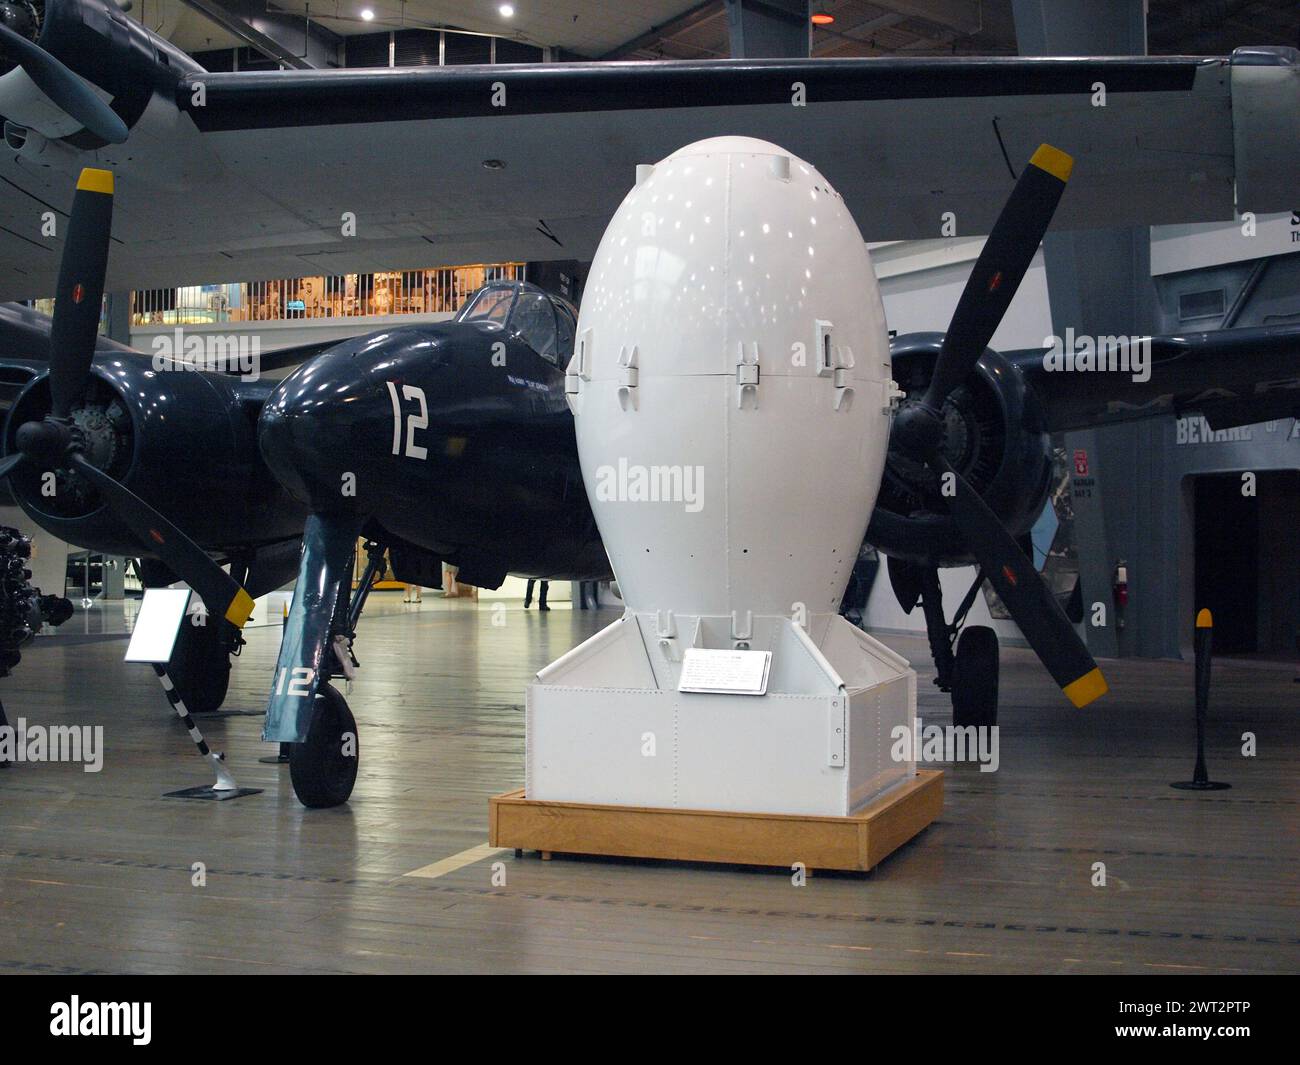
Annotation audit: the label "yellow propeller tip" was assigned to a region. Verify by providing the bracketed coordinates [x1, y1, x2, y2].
[1196, 608, 1213, 629]
[1030, 143, 1073, 183]
[1062, 667, 1107, 708]
[76, 168, 114, 195]
[224, 588, 255, 629]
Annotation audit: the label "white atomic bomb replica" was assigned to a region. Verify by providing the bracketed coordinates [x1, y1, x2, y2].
[529, 136, 915, 818]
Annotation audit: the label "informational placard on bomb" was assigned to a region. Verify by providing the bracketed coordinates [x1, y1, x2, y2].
[678, 647, 772, 696]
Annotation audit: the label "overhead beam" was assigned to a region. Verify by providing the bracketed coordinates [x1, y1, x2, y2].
[725, 0, 810, 58]
[176, 0, 316, 69]
[812, 13, 907, 56]
[598, 1, 725, 60]
[877, 0, 984, 36]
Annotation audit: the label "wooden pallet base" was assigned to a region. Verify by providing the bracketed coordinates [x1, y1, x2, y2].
[489, 769, 942, 874]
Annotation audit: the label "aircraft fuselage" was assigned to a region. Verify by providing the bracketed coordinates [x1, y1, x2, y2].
[258, 319, 610, 585]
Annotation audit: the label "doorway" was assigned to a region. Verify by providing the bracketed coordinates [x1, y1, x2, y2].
[1191, 470, 1300, 656]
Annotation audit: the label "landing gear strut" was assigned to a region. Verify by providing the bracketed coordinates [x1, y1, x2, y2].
[168, 619, 240, 714]
[144, 556, 247, 715]
[891, 557, 999, 728]
[285, 540, 385, 808]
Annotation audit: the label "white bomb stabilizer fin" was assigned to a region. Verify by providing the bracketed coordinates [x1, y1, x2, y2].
[531, 137, 916, 818]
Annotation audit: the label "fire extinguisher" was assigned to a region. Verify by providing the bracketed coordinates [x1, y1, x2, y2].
[1113, 561, 1128, 630]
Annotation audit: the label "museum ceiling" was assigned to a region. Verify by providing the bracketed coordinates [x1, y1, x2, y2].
[153, 0, 1300, 62]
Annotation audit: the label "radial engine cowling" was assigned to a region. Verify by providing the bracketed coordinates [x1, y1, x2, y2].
[4, 355, 304, 557]
[866, 332, 1054, 567]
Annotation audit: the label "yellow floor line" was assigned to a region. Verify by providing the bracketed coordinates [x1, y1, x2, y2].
[403, 843, 508, 880]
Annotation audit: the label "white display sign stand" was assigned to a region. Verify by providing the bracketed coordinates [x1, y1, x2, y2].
[126, 587, 259, 801]
[125, 587, 192, 663]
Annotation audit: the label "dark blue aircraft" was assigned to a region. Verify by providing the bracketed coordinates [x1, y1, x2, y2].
[3, 166, 1299, 808]
[253, 281, 608, 805]
[0, 171, 612, 805]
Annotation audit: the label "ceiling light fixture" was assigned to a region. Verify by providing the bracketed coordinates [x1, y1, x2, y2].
[811, 10, 834, 25]
[499, 3, 515, 17]
[360, 7, 374, 20]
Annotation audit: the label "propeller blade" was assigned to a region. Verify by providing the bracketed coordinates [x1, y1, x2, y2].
[924, 144, 1073, 407]
[0, 452, 26, 480]
[0, 24, 128, 144]
[264, 513, 361, 743]
[936, 457, 1107, 708]
[887, 554, 924, 614]
[68, 453, 254, 628]
[48, 168, 115, 419]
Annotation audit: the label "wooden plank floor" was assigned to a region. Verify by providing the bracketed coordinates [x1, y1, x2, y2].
[1, 594, 1297, 974]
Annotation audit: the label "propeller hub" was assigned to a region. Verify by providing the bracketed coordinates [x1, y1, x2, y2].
[892, 400, 945, 460]
[15, 416, 73, 468]
[0, 3, 38, 45]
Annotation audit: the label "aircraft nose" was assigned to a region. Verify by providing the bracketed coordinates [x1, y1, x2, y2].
[258, 353, 369, 512]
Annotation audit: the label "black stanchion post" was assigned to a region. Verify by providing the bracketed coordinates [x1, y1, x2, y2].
[1172, 608, 1230, 791]
[259, 742, 291, 764]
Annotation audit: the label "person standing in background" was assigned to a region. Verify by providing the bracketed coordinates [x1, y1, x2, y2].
[524, 579, 550, 611]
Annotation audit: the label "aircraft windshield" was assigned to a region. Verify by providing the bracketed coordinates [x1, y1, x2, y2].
[511, 292, 558, 360]
[459, 286, 516, 324]
[457, 282, 578, 365]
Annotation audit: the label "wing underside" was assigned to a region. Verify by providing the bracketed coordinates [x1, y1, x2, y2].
[5, 52, 1295, 299]
[1013, 324, 1300, 432]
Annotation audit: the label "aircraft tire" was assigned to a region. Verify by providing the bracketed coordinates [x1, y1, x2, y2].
[290, 683, 359, 808]
[168, 620, 233, 714]
[951, 625, 999, 729]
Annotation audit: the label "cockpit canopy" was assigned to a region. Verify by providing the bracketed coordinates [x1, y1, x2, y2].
[455, 280, 578, 366]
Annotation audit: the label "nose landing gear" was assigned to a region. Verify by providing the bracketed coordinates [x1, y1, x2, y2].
[950, 624, 999, 729]
[890, 556, 1000, 728]
[275, 538, 384, 808]
[289, 682, 358, 808]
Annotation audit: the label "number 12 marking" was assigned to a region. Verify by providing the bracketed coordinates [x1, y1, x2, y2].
[386, 381, 428, 460]
[275, 666, 315, 697]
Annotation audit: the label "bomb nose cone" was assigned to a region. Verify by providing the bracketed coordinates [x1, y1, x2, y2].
[572, 136, 892, 620]
[664, 135, 791, 159]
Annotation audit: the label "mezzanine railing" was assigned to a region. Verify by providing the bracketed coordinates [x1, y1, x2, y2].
[130, 263, 524, 326]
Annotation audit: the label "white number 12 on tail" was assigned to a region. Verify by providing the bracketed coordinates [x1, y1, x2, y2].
[386, 381, 428, 460]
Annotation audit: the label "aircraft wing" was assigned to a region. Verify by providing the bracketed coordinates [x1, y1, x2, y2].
[0, 302, 134, 361]
[0, 301, 345, 379]
[2, 48, 1297, 300]
[1010, 323, 1300, 432]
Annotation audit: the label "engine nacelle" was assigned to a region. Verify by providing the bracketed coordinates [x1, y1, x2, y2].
[4, 355, 306, 557]
[867, 332, 1053, 567]
[0, 0, 199, 146]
